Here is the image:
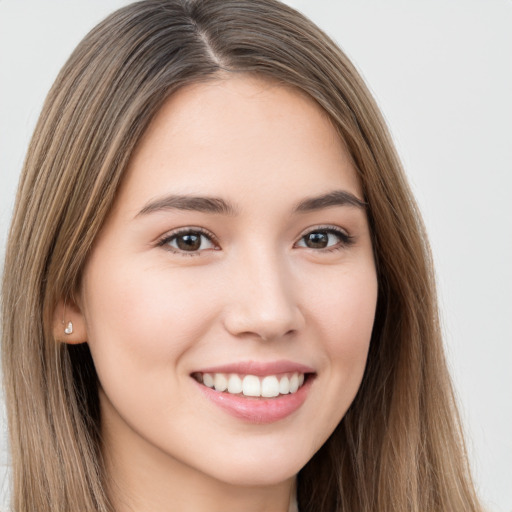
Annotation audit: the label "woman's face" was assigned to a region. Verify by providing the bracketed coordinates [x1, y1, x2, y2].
[78, 76, 377, 489]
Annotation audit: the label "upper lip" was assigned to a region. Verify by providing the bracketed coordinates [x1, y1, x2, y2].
[192, 360, 315, 376]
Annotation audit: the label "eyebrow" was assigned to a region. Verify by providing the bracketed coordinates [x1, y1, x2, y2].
[136, 195, 238, 217]
[136, 189, 366, 218]
[294, 190, 367, 212]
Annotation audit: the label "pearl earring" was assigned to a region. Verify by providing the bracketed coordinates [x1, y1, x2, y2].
[64, 321, 73, 335]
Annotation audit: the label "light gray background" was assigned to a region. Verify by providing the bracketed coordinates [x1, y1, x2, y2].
[0, 1, 511, 511]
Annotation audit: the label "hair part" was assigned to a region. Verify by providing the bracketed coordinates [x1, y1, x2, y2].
[2, 0, 482, 510]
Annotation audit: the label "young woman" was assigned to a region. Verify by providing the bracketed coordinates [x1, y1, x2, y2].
[1, 0, 483, 511]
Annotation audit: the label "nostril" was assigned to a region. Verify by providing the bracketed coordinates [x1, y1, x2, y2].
[222, 272, 305, 340]
[223, 307, 304, 342]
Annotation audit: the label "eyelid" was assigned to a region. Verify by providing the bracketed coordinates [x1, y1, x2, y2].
[155, 224, 354, 256]
[156, 226, 219, 255]
[294, 224, 355, 249]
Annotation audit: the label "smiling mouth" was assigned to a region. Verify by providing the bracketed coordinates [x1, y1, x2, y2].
[191, 372, 310, 398]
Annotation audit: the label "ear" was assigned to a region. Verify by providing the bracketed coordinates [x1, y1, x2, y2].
[53, 298, 88, 344]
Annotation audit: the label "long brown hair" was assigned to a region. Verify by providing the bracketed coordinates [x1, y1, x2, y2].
[2, 0, 482, 510]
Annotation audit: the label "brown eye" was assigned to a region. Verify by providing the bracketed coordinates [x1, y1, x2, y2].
[163, 230, 216, 253]
[176, 233, 201, 251]
[303, 232, 330, 249]
[296, 228, 352, 250]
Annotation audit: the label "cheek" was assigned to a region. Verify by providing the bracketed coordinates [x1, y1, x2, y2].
[307, 263, 377, 424]
[312, 267, 377, 358]
[289, 264, 377, 455]
[82, 257, 220, 377]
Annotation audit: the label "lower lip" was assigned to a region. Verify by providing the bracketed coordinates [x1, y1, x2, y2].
[195, 376, 314, 424]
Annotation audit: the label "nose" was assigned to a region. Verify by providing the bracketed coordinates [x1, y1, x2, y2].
[222, 250, 305, 341]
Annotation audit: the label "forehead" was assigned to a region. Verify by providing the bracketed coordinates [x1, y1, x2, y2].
[118, 75, 361, 212]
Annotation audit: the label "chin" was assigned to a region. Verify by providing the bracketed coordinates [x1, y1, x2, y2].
[211, 465, 299, 488]
[197, 442, 312, 488]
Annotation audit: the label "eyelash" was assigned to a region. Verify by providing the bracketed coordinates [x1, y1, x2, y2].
[157, 227, 219, 256]
[157, 225, 354, 256]
[296, 225, 355, 252]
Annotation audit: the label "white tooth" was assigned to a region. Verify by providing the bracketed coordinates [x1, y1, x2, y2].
[213, 373, 228, 392]
[261, 376, 280, 397]
[298, 373, 305, 387]
[242, 375, 261, 397]
[227, 374, 243, 394]
[203, 373, 214, 388]
[279, 376, 290, 395]
[289, 373, 299, 393]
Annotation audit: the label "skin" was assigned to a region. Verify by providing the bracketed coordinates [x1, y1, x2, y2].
[57, 76, 378, 512]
